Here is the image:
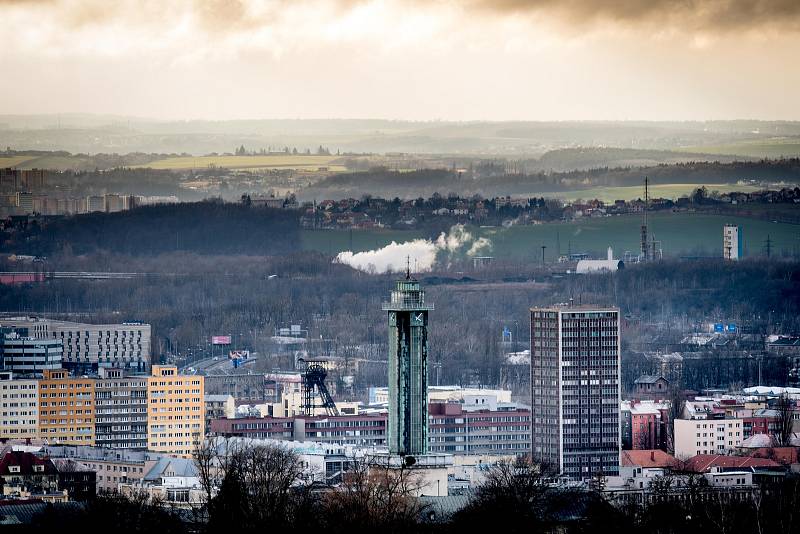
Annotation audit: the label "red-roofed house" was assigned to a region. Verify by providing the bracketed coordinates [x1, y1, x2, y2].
[683, 454, 782, 473]
[621, 449, 679, 469]
[742, 447, 800, 466]
[0, 451, 60, 500]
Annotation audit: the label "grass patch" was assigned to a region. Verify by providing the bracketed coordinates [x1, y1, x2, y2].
[300, 213, 800, 261]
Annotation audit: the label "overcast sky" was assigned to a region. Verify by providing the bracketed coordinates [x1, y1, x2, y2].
[1, 0, 799, 121]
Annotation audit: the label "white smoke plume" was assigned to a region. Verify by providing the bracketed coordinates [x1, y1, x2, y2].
[335, 224, 492, 274]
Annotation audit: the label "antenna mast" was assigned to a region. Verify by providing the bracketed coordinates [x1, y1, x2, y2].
[640, 177, 649, 262]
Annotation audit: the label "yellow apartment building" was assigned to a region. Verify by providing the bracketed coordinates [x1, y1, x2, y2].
[147, 365, 204, 457]
[38, 369, 95, 444]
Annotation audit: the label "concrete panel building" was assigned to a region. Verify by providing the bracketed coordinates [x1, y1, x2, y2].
[204, 394, 235, 431]
[674, 418, 744, 459]
[0, 372, 39, 440]
[38, 369, 95, 445]
[723, 224, 742, 260]
[95, 368, 148, 450]
[530, 305, 621, 479]
[0, 334, 62, 373]
[147, 366, 204, 457]
[0, 318, 151, 372]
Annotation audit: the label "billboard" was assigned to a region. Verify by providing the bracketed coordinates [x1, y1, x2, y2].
[229, 350, 250, 360]
[212, 335, 231, 345]
[726, 323, 737, 333]
[713, 323, 724, 333]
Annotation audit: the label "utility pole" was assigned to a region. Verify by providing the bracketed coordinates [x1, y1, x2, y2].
[764, 235, 772, 258]
[540, 245, 547, 268]
[556, 231, 561, 257]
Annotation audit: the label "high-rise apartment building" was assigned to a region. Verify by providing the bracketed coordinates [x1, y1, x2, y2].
[0, 372, 39, 440]
[0, 318, 151, 372]
[530, 305, 621, 479]
[38, 369, 95, 445]
[382, 275, 433, 456]
[147, 366, 204, 457]
[95, 368, 148, 450]
[723, 224, 742, 260]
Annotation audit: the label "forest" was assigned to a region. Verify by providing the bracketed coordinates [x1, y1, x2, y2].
[1, 201, 300, 257]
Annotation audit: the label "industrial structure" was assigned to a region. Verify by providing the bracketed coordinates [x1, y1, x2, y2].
[530, 305, 621, 479]
[298, 358, 339, 417]
[576, 247, 624, 274]
[638, 177, 663, 262]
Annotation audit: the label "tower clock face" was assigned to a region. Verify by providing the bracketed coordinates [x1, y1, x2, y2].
[411, 312, 425, 326]
[388, 312, 397, 326]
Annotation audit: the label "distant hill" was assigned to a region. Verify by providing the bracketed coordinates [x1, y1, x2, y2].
[3, 116, 800, 157]
[303, 159, 800, 199]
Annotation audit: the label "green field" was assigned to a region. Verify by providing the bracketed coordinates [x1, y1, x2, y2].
[134, 155, 345, 171]
[685, 137, 800, 159]
[301, 213, 800, 262]
[554, 183, 762, 202]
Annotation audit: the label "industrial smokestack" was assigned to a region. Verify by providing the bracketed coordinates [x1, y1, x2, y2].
[607, 247, 613, 261]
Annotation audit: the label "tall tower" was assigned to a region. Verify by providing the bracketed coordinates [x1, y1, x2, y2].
[382, 272, 433, 456]
[640, 176, 649, 262]
[530, 305, 620, 479]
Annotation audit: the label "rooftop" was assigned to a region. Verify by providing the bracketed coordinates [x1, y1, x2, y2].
[684, 454, 782, 473]
[621, 450, 679, 469]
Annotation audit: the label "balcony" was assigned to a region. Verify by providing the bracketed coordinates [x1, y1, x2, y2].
[381, 292, 433, 311]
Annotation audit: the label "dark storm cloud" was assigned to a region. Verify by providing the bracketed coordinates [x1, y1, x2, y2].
[464, 0, 800, 32]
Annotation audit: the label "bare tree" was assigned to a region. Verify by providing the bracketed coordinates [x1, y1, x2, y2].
[454, 456, 565, 531]
[321, 454, 427, 532]
[195, 439, 309, 533]
[775, 393, 795, 447]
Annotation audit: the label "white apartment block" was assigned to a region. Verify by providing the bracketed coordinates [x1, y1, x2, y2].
[0, 372, 39, 440]
[723, 224, 742, 260]
[674, 418, 744, 459]
[0, 318, 151, 371]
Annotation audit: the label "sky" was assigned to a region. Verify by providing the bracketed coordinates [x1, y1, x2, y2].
[1, 0, 800, 121]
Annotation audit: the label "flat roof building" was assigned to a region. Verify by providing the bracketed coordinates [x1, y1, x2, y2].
[0, 372, 39, 441]
[38, 369, 95, 445]
[95, 368, 148, 450]
[0, 333, 62, 373]
[147, 366, 204, 457]
[0, 318, 150, 373]
[530, 305, 621, 479]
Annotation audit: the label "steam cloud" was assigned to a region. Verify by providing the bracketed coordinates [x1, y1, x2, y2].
[335, 224, 492, 274]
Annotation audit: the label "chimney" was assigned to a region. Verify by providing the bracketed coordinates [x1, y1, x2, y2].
[607, 247, 613, 261]
[651, 450, 655, 462]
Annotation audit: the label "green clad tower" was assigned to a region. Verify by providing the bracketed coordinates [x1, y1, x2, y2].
[383, 272, 433, 456]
